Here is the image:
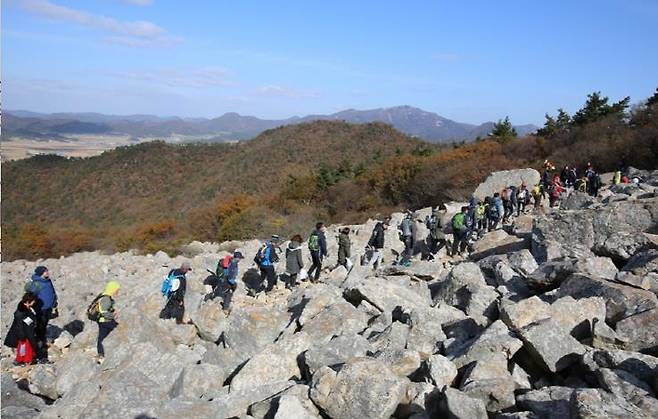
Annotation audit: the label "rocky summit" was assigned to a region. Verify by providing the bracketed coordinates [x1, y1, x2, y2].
[2, 168, 658, 419]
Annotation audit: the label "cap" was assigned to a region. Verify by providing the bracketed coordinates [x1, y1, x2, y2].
[34, 266, 48, 277]
[233, 251, 244, 259]
[181, 261, 192, 270]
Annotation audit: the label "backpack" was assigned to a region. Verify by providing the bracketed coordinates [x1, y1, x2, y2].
[452, 213, 466, 231]
[86, 294, 105, 322]
[308, 233, 320, 252]
[217, 255, 233, 272]
[161, 271, 181, 297]
[399, 218, 412, 237]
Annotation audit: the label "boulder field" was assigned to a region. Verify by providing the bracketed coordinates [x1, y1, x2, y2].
[2, 167, 658, 419]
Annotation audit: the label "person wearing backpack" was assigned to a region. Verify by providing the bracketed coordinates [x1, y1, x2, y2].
[451, 206, 469, 256]
[159, 262, 191, 324]
[4, 292, 39, 365]
[398, 212, 416, 266]
[337, 227, 352, 269]
[307, 222, 328, 282]
[24, 266, 58, 363]
[425, 207, 447, 259]
[366, 217, 390, 269]
[488, 193, 503, 231]
[516, 183, 529, 216]
[220, 252, 244, 312]
[285, 236, 304, 289]
[549, 174, 564, 207]
[475, 200, 487, 235]
[92, 281, 120, 363]
[255, 237, 280, 292]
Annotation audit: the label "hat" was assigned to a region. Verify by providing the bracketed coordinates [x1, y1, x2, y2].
[181, 261, 192, 271]
[103, 281, 121, 296]
[34, 266, 48, 277]
[233, 251, 244, 259]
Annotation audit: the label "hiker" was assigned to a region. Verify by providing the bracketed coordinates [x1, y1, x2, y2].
[366, 217, 390, 269]
[568, 167, 578, 187]
[586, 166, 601, 197]
[488, 193, 503, 230]
[560, 166, 569, 186]
[307, 223, 328, 282]
[25, 266, 58, 362]
[285, 235, 304, 289]
[613, 170, 622, 185]
[541, 162, 553, 200]
[451, 206, 469, 256]
[517, 183, 529, 216]
[160, 262, 191, 324]
[502, 188, 513, 223]
[4, 292, 39, 365]
[509, 186, 518, 218]
[95, 281, 120, 362]
[425, 206, 447, 259]
[255, 236, 281, 291]
[531, 183, 542, 209]
[576, 176, 588, 193]
[220, 252, 244, 311]
[475, 199, 488, 234]
[398, 211, 417, 266]
[549, 174, 563, 207]
[337, 227, 352, 270]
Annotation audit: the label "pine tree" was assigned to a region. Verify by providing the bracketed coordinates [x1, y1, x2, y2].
[572, 91, 629, 126]
[490, 116, 517, 142]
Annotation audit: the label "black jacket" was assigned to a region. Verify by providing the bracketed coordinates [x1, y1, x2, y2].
[368, 222, 385, 249]
[168, 269, 187, 304]
[4, 303, 38, 349]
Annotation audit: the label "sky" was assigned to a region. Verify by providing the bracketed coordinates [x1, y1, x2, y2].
[3, 0, 658, 124]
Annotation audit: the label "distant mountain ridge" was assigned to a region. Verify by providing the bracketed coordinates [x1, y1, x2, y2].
[2, 106, 537, 142]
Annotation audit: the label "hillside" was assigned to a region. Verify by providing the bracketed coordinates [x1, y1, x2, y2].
[1, 121, 436, 258]
[1, 169, 657, 418]
[2, 106, 537, 143]
[2, 90, 657, 261]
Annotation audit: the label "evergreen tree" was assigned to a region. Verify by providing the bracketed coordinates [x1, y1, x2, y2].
[572, 91, 630, 126]
[490, 116, 517, 142]
[537, 114, 557, 137]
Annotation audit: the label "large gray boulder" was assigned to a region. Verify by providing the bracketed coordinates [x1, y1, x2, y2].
[469, 230, 528, 261]
[231, 332, 313, 391]
[615, 308, 658, 354]
[300, 301, 370, 344]
[222, 304, 291, 357]
[595, 368, 658, 412]
[309, 358, 407, 419]
[582, 349, 658, 384]
[557, 274, 658, 324]
[569, 388, 654, 419]
[1, 372, 47, 418]
[303, 334, 372, 374]
[427, 354, 458, 387]
[274, 393, 322, 419]
[516, 386, 574, 419]
[345, 276, 431, 313]
[518, 318, 586, 373]
[473, 168, 540, 200]
[438, 388, 488, 419]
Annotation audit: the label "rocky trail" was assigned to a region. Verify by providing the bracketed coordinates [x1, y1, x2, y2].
[2, 167, 658, 419]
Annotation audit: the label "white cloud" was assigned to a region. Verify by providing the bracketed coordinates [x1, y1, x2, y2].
[16, 0, 179, 46]
[431, 52, 462, 63]
[121, 0, 153, 5]
[115, 67, 233, 88]
[258, 85, 320, 99]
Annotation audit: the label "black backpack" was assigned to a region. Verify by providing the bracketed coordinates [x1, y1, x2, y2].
[86, 294, 105, 322]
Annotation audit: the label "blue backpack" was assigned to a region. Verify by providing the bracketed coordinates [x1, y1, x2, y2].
[161, 271, 181, 297]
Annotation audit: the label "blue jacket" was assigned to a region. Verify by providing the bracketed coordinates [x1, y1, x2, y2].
[27, 274, 58, 311]
[225, 259, 240, 285]
[258, 242, 279, 267]
[494, 197, 504, 218]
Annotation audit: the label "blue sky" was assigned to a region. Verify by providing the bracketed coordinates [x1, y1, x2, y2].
[3, 0, 658, 124]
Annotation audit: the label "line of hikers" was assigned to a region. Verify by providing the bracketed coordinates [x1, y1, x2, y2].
[7, 161, 625, 365]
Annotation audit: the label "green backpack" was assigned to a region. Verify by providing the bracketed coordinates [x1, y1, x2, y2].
[308, 233, 320, 252]
[452, 213, 466, 231]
